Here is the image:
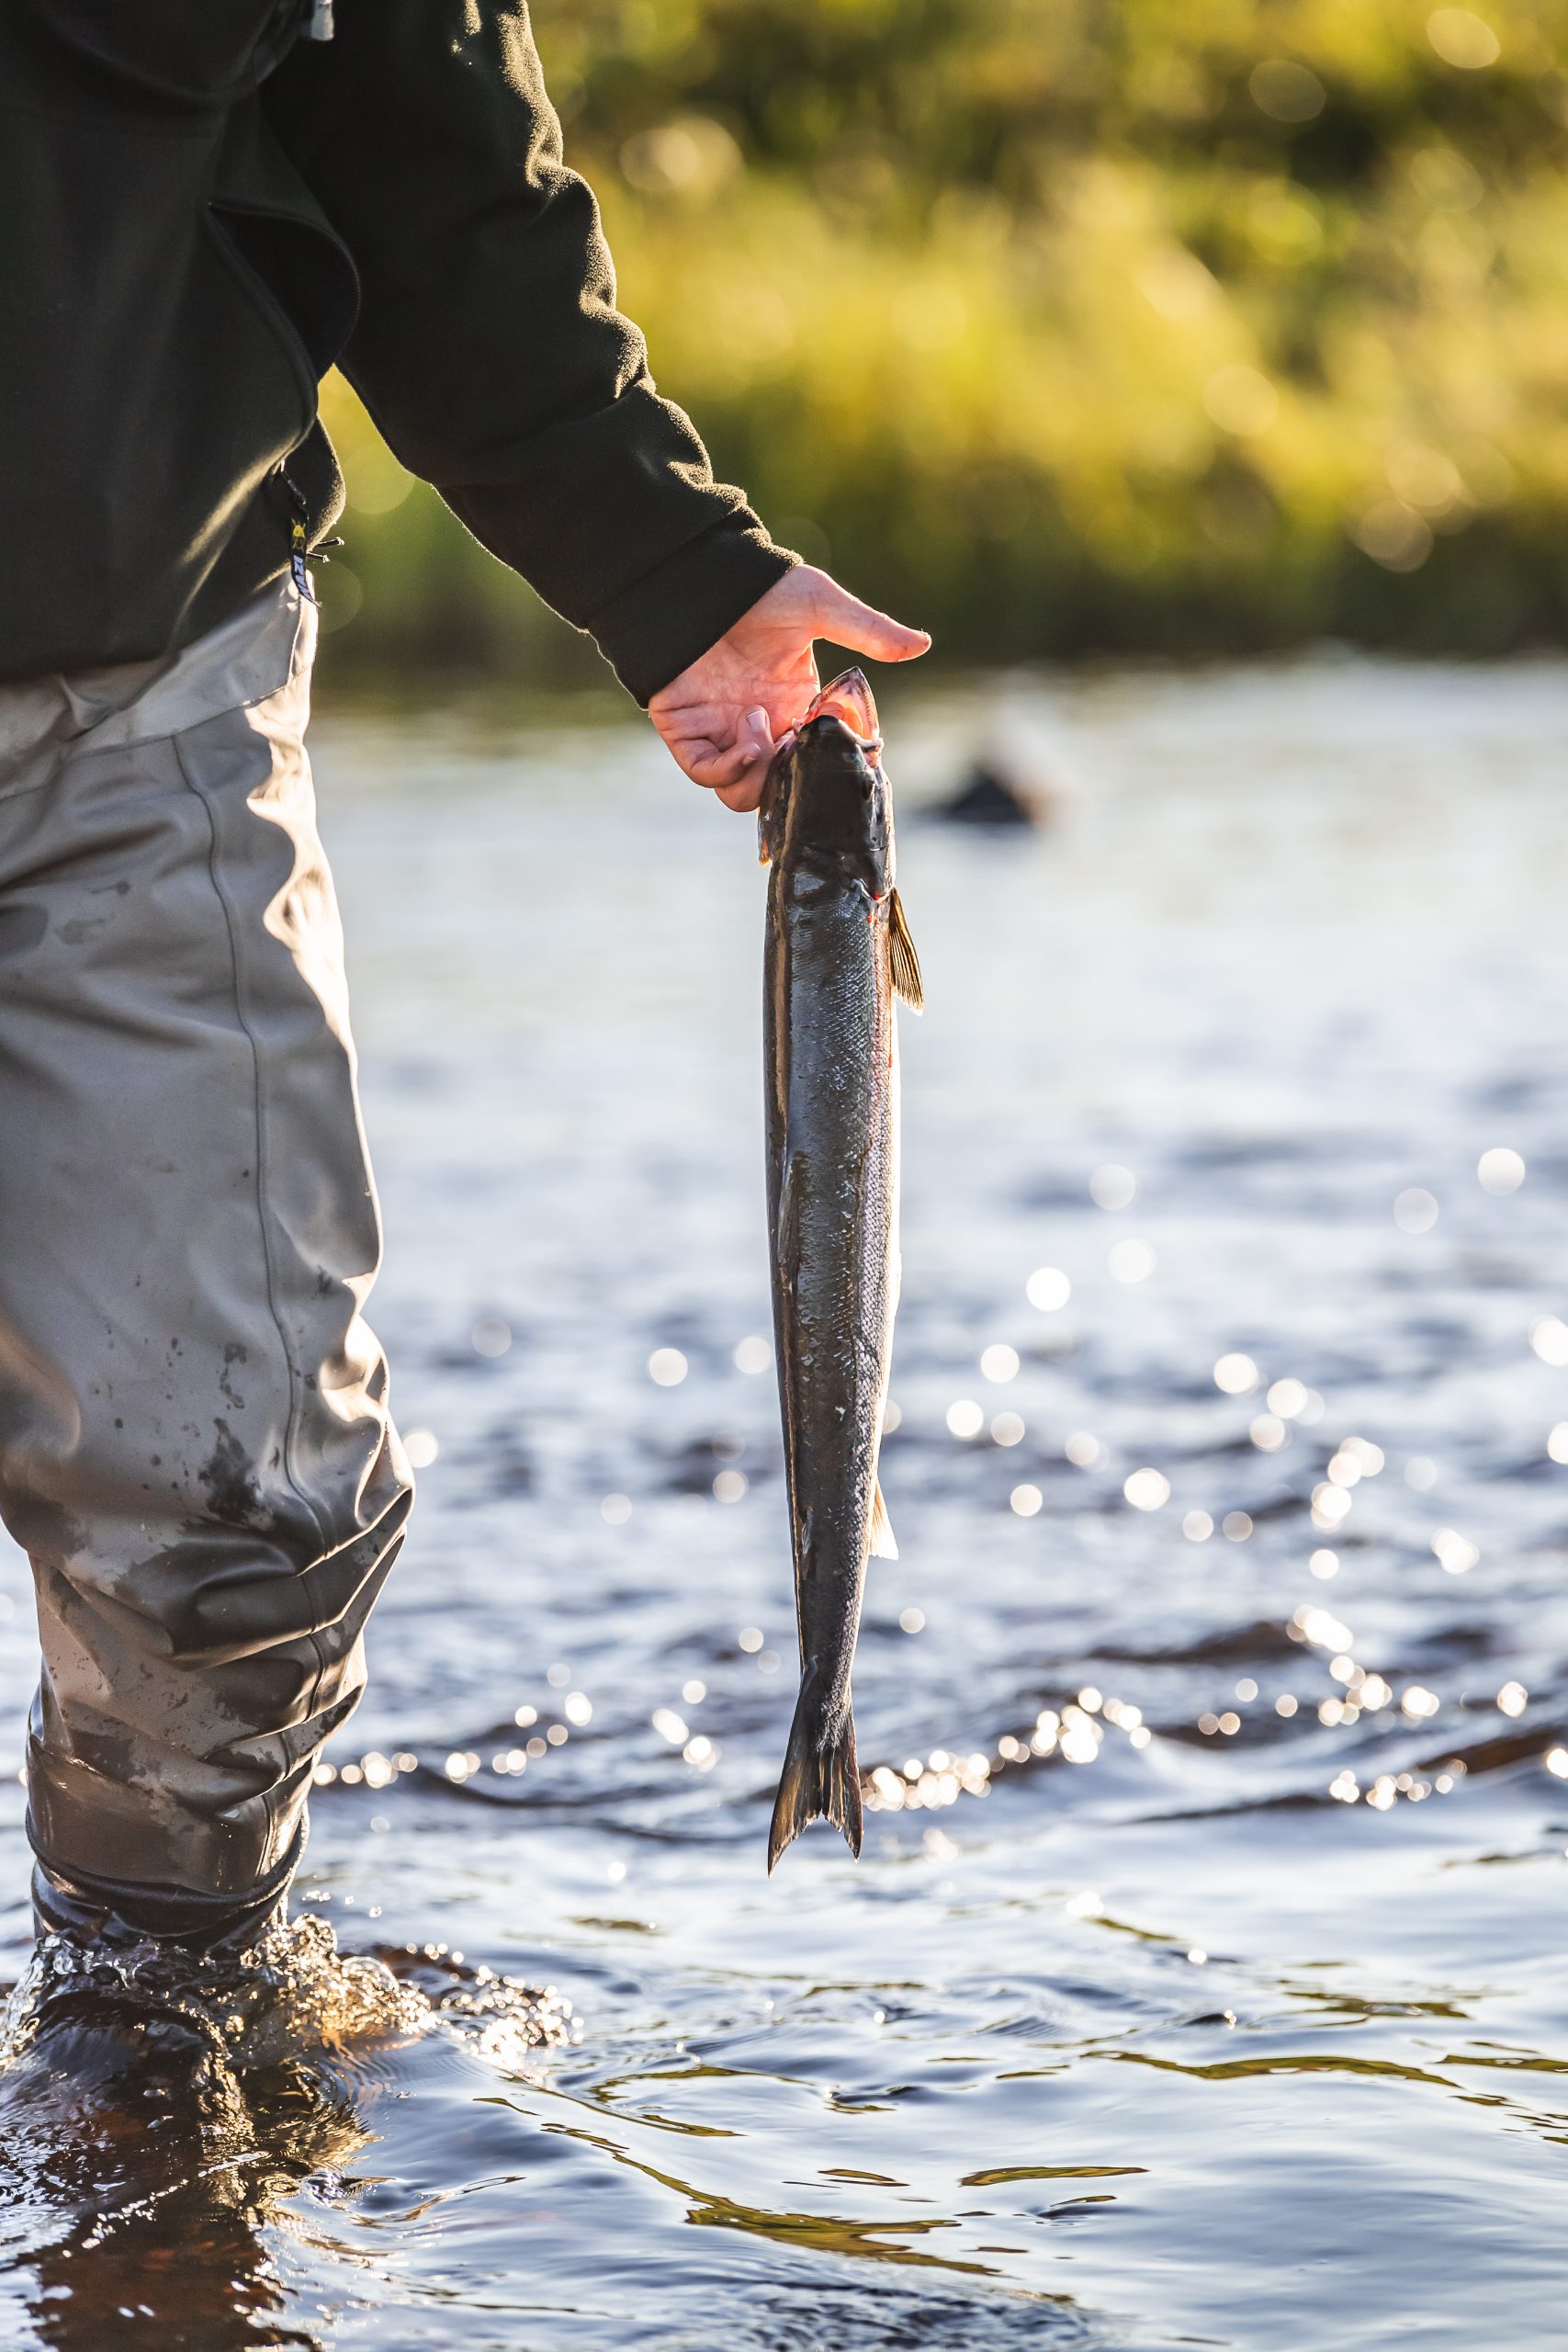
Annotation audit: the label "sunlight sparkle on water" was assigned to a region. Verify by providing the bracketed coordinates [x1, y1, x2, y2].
[1214, 1352, 1259, 1395]
[1010, 1484, 1043, 1517]
[1026, 1265, 1071, 1312]
[1183, 1510, 1213, 1540]
[1090, 1163, 1137, 1210]
[980, 1343, 1020, 1382]
[991, 1410, 1025, 1445]
[1124, 1467, 1170, 1510]
[1293, 1604, 1354, 1651]
[1066, 1430, 1104, 1468]
[1529, 1316, 1568, 1367]
[1393, 1187, 1438, 1234]
[946, 1398, 985, 1438]
[1060, 1716, 1101, 1763]
[1109, 1238, 1156, 1283]
[648, 1348, 688, 1386]
[1478, 1147, 1526, 1194]
[733, 1334, 771, 1374]
[1312, 1482, 1352, 1529]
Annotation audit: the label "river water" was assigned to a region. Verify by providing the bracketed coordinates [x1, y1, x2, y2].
[0, 655, 1566, 2348]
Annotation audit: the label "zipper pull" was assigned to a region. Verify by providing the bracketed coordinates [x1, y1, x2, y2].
[278, 465, 320, 601]
[307, 0, 334, 40]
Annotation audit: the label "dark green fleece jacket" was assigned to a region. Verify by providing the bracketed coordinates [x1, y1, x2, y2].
[0, 0, 794, 701]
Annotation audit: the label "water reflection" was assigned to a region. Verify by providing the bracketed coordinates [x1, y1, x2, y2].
[3, 2023, 367, 2351]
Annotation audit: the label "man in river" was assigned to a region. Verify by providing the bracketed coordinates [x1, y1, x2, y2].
[0, 1, 927, 1979]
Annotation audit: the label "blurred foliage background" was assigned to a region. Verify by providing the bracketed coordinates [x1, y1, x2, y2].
[320, 0, 1568, 683]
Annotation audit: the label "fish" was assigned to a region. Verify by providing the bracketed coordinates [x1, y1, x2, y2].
[759, 667, 922, 1871]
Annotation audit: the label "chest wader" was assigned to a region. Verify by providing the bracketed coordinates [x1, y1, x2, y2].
[0, 580, 413, 1956]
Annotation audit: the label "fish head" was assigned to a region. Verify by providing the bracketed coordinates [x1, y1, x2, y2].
[758, 669, 895, 894]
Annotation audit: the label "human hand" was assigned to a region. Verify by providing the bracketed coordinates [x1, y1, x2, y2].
[647, 565, 930, 813]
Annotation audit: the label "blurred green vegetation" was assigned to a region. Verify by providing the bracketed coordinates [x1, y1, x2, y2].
[321, 0, 1568, 682]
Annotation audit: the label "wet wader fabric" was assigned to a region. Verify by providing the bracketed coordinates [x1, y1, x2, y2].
[0, 582, 412, 1932]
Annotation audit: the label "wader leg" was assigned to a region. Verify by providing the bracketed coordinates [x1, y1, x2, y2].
[0, 586, 412, 1947]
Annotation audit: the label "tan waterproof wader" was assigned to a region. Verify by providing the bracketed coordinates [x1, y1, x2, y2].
[0, 582, 411, 1948]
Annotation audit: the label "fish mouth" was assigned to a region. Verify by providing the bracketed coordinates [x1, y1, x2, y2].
[804, 668, 881, 754]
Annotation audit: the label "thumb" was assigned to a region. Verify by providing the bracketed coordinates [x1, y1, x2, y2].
[738, 705, 773, 765]
[805, 577, 931, 665]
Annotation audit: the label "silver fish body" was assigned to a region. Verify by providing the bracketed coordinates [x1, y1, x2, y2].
[761, 670, 921, 1870]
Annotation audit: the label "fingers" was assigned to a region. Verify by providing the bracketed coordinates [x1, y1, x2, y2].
[714, 766, 768, 814]
[798, 572, 931, 664]
[657, 705, 774, 805]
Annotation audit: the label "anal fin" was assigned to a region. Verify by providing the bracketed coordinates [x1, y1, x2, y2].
[869, 1479, 898, 1561]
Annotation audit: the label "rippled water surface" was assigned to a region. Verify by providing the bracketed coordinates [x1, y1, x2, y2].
[3, 657, 1568, 2348]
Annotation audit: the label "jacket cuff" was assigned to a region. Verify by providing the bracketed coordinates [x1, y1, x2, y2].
[586, 519, 798, 707]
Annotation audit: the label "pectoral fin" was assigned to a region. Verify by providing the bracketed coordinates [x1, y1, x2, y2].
[888, 888, 924, 1012]
[869, 1480, 898, 1561]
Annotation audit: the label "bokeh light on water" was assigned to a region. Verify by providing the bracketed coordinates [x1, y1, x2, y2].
[1, 656, 1567, 2344]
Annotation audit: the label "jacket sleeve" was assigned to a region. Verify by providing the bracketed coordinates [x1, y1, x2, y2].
[263, 0, 795, 703]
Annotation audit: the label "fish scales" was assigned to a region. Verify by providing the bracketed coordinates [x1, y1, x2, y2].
[760, 669, 921, 1871]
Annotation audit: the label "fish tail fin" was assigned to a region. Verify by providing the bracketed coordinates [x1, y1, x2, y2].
[767, 1675, 863, 1872]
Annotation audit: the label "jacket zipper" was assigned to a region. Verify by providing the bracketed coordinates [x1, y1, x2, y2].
[276, 466, 344, 601]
